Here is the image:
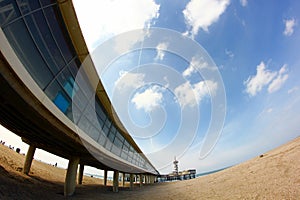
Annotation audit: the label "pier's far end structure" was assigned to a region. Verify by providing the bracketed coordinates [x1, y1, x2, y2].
[0, 0, 158, 196]
[158, 157, 196, 182]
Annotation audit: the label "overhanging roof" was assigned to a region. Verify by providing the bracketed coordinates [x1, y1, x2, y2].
[57, 0, 156, 171]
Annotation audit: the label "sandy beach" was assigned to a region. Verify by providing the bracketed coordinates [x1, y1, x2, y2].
[0, 136, 299, 200]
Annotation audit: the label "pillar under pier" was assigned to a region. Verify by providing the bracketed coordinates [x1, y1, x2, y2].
[122, 172, 125, 187]
[64, 157, 80, 197]
[78, 164, 84, 185]
[130, 173, 134, 190]
[113, 170, 119, 192]
[104, 169, 107, 186]
[23, 144, 36, 175]
[139, 174, 143, 187]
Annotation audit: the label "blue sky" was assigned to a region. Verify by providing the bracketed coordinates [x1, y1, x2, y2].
[1, 0, 299, 175]
[72, 0, 300, 174]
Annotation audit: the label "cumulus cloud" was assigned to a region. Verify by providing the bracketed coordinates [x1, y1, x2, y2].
[268, 65, 288, 93]
[73, 0, 160, 49]
[283, 18, 296, 36]
[244, 62, 289, 96]
[183, 56, 215, 77]
[154, 42, 169, 61]
[240, 0, 247, 7]
[183, 0, 230, 37]
[131, 85, 163, 112]
[175, 80, 218, 107]
[115, 71, 145, 91]
[244, 62, 276, 96]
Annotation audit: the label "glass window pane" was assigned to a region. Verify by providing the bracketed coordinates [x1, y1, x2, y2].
[24, 12, 60, 75]
[88, 124, 99, 141]
[113, 137, 122, 148]
[110, 126, 116, 134]
[122, 145, 129, 152]
[39, 0, 56, 6]
[45, 80, 71, 113]
[26, 10, 65, 74]
[107, 131, 115, 143]
[0, 0, 21, 27]
[95, 100, 106, 121]
[124, 140, 129, 149]
[105, 118, 111, 128]
[111, 145, 121, 156]
[102, 125, 110, 136]
[105, 140, 112, 151]
[121, 151, 127, 160]
[97, 132, 106, 146]
[128, 150, 133, 157]
[17, 0, 40, 15]
[57, 67, 78, 98]
[53, 91, 70, 113]
[44, 5, 75, 63]
[116, 131, 124, 142]
[72, 69, 93, 100]
[72, 89, 87, 112]
[3, 19, 53, 89]
[68, 59, 80, 77]
[66, 103, 79, 122]
[83, 104, 101, 129]
[78, 115, 90, 136]
[44, 80, 59, 100]
[96, 116, 105, 130]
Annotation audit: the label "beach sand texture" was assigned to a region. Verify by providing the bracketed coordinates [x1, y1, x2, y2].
[0, 136, 299, 200]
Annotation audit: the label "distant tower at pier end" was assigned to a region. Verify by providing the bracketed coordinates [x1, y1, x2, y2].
[173, 156, 179, 175]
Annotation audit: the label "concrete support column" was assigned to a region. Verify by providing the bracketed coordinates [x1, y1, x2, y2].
[113, 170, 119, 192]
[151, 176, 155, 184]
[130, 174, 134, 190]
[104, 169, 107, 186]
[122, 172, 125, 187]
[78, 164, 84, 185]
[139, 174, 143, 187]
[23, 145, 36, 175]
[64, 157, 80, 197]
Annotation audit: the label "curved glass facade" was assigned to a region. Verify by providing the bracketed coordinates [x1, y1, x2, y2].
[0, 0, 156, 173]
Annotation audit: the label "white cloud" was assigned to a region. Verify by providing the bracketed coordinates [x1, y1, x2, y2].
[183, 0, 230, 37]
[183, 56, 214, 77]
[245, 62, 289, 96]
[175, 80, 218, 107]
[131, 85, 163, 112]
[288, 86, 298, 94]
[240, 0, 247, 7]
[283, 18, 296, 36]
[268, 65, 288, 93]
[244, 62, 276, 96]
[154, 42, 169, 61]
[73, 0, 160, 49]
[115, 71, 145, 91]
